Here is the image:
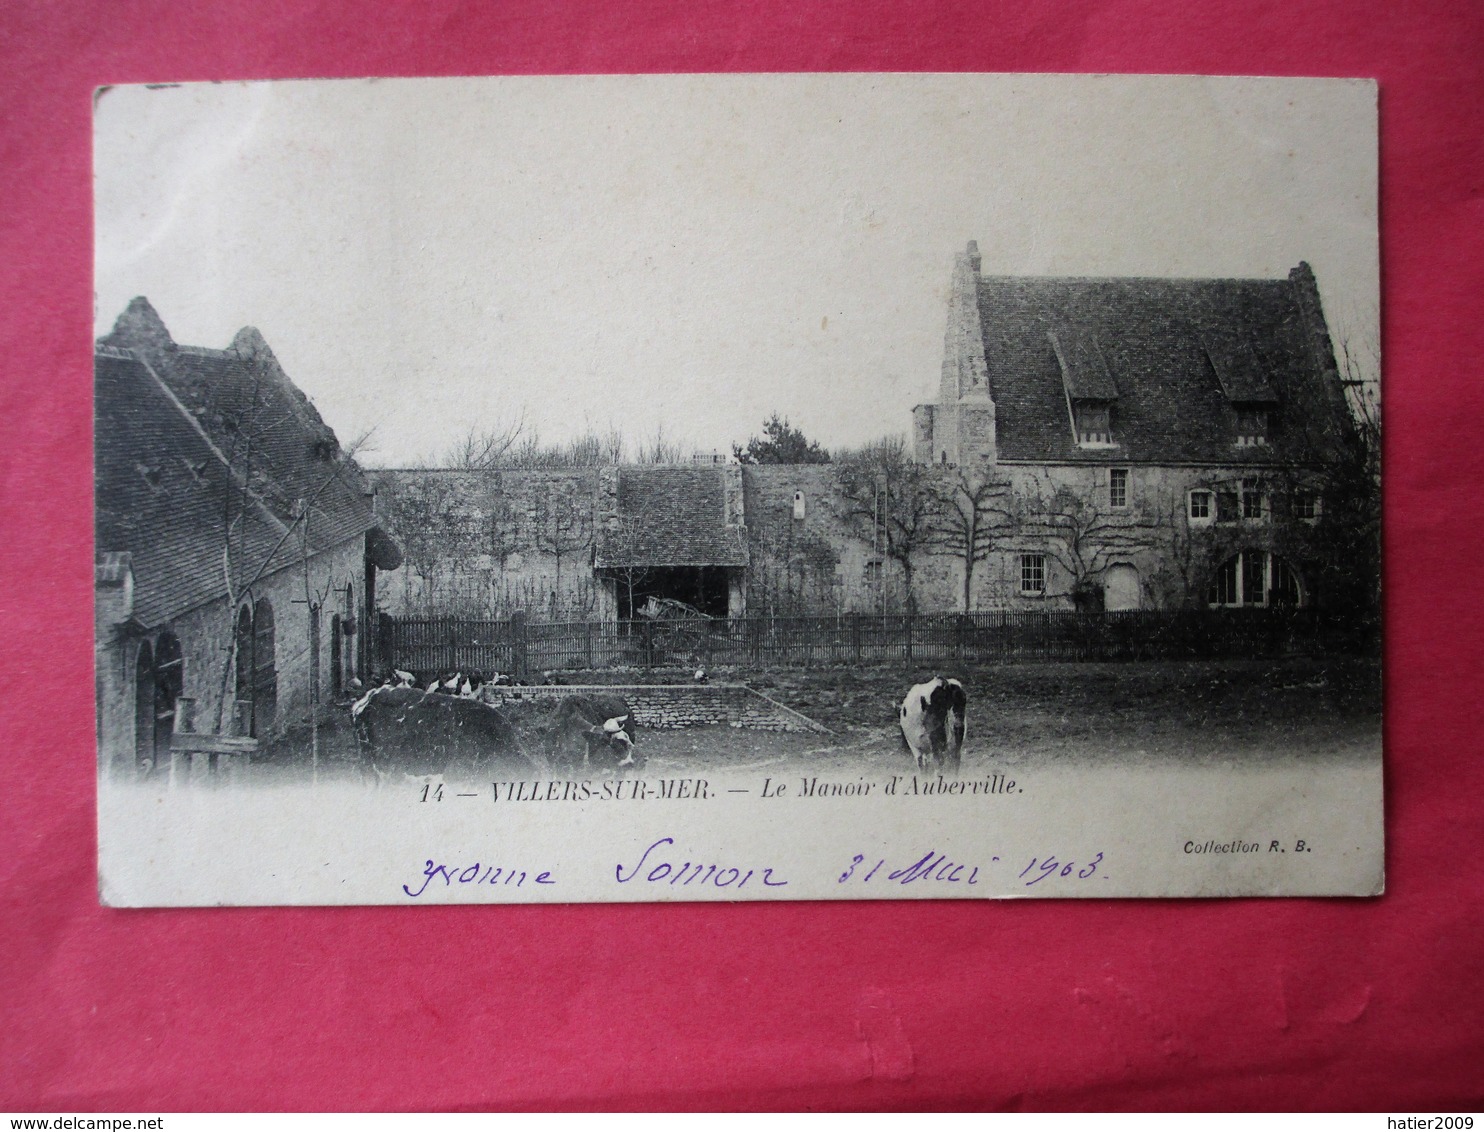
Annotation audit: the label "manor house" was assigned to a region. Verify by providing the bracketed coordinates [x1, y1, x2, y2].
[372, 243, 1359, 622]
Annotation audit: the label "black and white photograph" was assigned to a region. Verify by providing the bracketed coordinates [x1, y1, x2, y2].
[93, 73, 1381, 904]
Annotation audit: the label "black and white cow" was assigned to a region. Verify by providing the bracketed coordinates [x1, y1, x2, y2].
[351, 685, 539, 784]
[549, 693, 641, 773]
[899, 676, 967, 775]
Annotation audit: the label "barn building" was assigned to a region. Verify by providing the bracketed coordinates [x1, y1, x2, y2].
[94, 299, 402, 778]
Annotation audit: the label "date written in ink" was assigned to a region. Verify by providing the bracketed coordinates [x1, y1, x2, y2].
[838, 849, 1106, 887]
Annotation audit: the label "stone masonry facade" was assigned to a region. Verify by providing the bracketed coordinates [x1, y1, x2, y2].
[367, 243, 1357, 623]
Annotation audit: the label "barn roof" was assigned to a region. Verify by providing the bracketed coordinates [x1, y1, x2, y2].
[95, 299, 395, 626]
[977, 269, 1352, 464]
[95, 351, 302, 627]
[597, 467, 749, 567]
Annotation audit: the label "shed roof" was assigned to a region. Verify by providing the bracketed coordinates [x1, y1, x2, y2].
[597, 467, 748, 567]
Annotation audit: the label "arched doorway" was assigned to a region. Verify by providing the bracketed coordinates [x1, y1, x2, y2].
[252, 598, 277, 736]
[329, 613, 343, 700]
[1104, 564, 1141, 612]
[151, 632, 183, 773]
[235, 598, 279, 738]
[133, 640, 154, 773]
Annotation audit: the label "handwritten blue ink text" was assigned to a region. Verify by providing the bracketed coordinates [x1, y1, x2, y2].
[403, 859, 556, 898]
[615, 836, 789, 889]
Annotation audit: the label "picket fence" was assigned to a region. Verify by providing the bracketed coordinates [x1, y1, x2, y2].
[376, 608, 1368, 678]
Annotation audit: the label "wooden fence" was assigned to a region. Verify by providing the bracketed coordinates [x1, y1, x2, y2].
[377, 608, 1372, 678]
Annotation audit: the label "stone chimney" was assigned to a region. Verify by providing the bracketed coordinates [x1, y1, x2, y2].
[931, 242, 997, 466]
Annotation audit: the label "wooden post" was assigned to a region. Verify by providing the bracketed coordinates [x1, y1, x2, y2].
[511, 611, 528, 679]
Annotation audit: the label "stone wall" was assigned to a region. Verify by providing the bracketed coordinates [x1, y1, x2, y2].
[372, 468, 612, 621]
[97, 534, 371, 776]
[367, 461, 1331, 625]
[485, 683, 827, 732]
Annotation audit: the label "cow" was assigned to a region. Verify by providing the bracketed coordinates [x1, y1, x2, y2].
[351, 685, 540, 786]
[899, 676, 967, 776]
[547, 693, 642, 774]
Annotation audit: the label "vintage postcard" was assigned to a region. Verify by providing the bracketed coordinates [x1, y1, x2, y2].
[93, 73, 1381, 904]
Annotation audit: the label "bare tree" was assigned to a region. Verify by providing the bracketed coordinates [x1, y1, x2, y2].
[601, 514, 650, 620]
[443, 414, 526, 470]
[375, 474, 465, 614]
[747, 509, 840, 617]
[930, 469, 1015, 612]
[531, 488, 593, 616]
[1317, 330, 1382, 623]
[211, 420, 377, 737]
[479, 423, 629, 469]
[634, 422, 694, 465]
[834, 436, 943, 614]
[1014, 471, 1163, 609]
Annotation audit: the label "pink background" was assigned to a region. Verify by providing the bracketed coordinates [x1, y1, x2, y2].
[2, 0, 1481, 1110]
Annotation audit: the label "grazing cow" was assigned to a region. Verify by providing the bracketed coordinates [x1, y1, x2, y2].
[351, 685, 539, 785]
[548, 693, 642, 773]
[899, 677, 967, 776]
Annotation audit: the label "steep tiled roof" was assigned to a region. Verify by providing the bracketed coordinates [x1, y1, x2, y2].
[977, 272, 1352, 464]
[1202, 331, 1279, 403]
[96, 298, 390, 626]
[99, 300, 379, 555]
[1048, 328, 1118, 400]
[94, 351, 301, 627]
[149, 341, 376, 555]
[598, 467, 748, 567]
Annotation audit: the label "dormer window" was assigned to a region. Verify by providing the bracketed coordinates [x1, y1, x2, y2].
[1049, 329, 1119, 449]
[1203, 335, 1279, 449]
[1236, 407, 1270, 447]
[1074, 402, 1113, 446]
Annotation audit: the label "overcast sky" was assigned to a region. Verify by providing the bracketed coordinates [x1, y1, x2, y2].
[94, 73, 1376, 468]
